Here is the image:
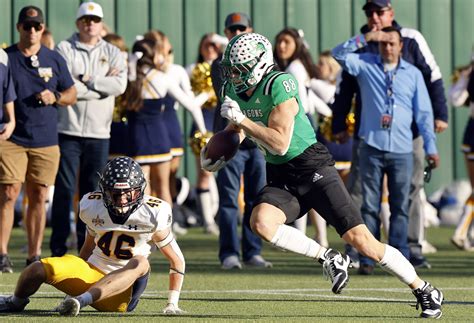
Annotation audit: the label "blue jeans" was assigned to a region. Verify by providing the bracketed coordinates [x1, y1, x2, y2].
[358, 142, 412, 266]
[217, 148, 265, 262]
[50, 134, 109, 256]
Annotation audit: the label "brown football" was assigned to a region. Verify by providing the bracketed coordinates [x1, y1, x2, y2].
[205, 130, 240, 162]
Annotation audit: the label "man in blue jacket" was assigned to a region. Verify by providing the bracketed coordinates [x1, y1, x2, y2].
[332, 0, 448, 271]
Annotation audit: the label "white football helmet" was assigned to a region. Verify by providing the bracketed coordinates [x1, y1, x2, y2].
[221, 33, 275, 93]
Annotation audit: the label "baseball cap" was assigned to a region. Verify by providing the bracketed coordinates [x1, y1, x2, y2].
[17, 6, 44, 24]
[76, 1, 104, 20]
[362, 0, 392, 10]
[224, 12, 252, 29]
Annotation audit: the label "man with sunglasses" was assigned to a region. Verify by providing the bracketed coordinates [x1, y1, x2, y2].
[1, 6, 77, 272]
[332, 0, 448, 272]
[51, 1, 127, 258]
[210, 13, 272, 270]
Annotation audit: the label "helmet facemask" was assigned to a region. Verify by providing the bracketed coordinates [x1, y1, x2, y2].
[99, 157, 146, 224]
[222, 33, 274, 93]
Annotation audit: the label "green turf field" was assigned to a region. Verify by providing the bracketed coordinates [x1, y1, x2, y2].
[0, 225, 473, 322]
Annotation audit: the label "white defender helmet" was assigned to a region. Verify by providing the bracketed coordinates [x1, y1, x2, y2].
[221, 32, 275, 93]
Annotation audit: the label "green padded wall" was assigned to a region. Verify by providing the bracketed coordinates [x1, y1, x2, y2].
[1, 0, 471, 190]
[419, 0, 453, 192]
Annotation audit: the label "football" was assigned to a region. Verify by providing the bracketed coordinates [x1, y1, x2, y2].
[205, 129, 240, 162]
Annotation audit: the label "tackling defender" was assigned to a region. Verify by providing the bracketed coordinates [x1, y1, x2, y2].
[201, 33, 443, 318]
[0, 156, 185, 316]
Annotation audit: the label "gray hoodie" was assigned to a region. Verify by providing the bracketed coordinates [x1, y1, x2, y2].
[56, 33, 127, 139]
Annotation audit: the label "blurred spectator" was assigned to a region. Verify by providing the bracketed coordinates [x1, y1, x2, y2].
[313, 51, 351, 248]
[449, 56, 474, 251]
[273, 27, 328, 243]
[332, 26, 439, 275]
[0, 48, 16, 142]
[313, 51, 350, 180]
[332, 0, 448, 270]
[1, 5, 76, 270]
[0, 48, 16, 273]
[51, 1, 127, 256]
[122, 38, 208, 209]
[187, 33, 225, 235]
[103, 33, 130, 159]
[40, 28, 55, 50]
[143, 30, 211, 234]
[100, 21, 111, 38]
[274, 28, 322, 125]
[211, 12, 271, 269]
[143, 30, 191, 234]
[143, 31, 186, 203]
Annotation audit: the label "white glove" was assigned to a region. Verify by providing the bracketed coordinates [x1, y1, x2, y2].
[221, 96, 246, 125]
[200, 145, 227, 172]
[162, 303, 185, 315]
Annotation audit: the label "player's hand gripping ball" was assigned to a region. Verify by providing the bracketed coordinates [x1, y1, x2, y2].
[200, 129, 240, 172]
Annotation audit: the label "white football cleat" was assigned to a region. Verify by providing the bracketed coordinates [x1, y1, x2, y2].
[57, 297, 80, 317]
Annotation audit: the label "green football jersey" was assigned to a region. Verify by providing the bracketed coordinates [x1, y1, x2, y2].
[222, 71, 317, 164]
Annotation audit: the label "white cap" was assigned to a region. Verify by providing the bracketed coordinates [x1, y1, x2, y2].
[76, 1, 104, 19]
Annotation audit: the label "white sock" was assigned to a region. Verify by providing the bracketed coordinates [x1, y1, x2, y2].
[198, 190, 216, 227]
[208, 175, 219, 216]
[378, 244, 417, 285]
[75, 292, 93, 308]
[380, 199, 390, 239]
[270, 224, 326, 259]
[294, 214, 307, 233]
[313, 211, 328, 248]
[454, 197, 473, 238]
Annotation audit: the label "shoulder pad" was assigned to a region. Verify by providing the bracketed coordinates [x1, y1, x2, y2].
[263, 71, 287, 95]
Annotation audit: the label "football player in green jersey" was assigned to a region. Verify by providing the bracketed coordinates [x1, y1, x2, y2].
[201, 32, 443, 318]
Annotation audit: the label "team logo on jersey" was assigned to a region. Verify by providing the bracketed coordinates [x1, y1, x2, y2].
[255, 98, 261, 104]
[38, 67, 53, 82]
[92, 215, 105, 226]
[100, 56, 108, 65]
[312, 172, 323, 182]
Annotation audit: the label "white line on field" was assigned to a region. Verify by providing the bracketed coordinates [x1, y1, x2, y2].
[2, 287, 474, 292]
[1, 286, 473, 302]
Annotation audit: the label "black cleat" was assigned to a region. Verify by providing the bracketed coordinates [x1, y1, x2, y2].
[0, 254, 13, 273]
[0, 295, 29, 312]
[321, 249, 351, 294]
[413, 282, 443, 319]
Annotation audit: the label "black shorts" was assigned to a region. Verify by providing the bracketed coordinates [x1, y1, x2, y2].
[255, 144, 364, 236]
